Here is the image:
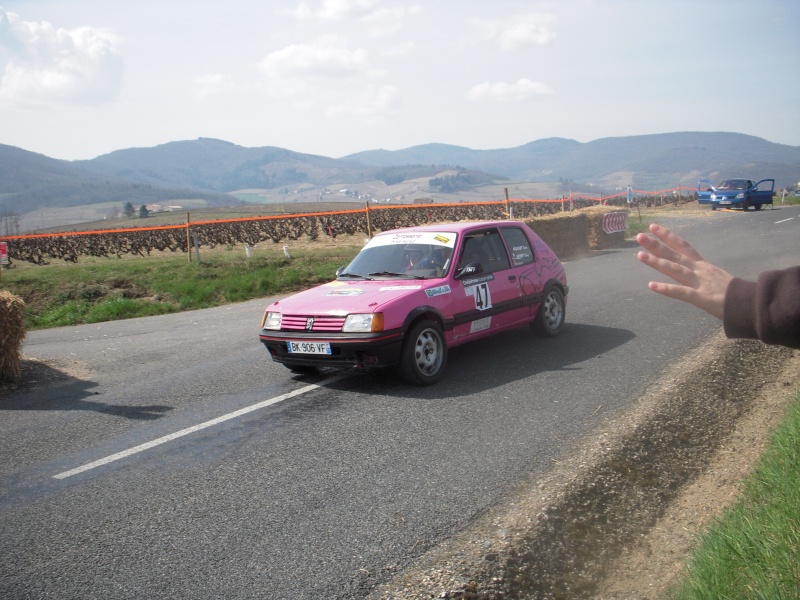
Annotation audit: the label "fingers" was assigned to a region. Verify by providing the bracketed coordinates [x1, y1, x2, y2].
[646, 223, 705, 262]
[636, 250, 698, 288]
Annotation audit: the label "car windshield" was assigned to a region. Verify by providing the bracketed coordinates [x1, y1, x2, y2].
[717, 179, 749, 190]
[340, 231, 456, 279]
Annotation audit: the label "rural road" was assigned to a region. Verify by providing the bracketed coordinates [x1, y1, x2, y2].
[2, 206, 799, 599]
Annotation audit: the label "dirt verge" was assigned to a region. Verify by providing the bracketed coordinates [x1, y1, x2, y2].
[368, 331, 800, 599]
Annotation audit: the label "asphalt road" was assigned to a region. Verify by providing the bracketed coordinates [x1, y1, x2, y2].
[2, 206, 798, 599]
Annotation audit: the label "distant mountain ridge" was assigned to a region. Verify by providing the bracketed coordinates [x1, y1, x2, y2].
[2, 132, 799, 220]
[344, 132, 800, 188]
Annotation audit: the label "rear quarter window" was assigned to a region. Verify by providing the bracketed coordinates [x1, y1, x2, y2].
[501, 227, 535, 266]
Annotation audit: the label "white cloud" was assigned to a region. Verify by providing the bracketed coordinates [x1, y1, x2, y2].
[259, 37, 369, 81]
[287, 0, 422, 36]
[326, 84, 400, 119]
[468, 78, 554, 101]
[361, 5, 423, 37]
[472, 13, 557, 50]
[0, 9, 123, 107]
[288, 0, 380, 21]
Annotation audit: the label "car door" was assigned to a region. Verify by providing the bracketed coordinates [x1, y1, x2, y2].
[498, 225, 547, 321]
[697, 179, 715, 204]
[750, 179, 775, 206]
[449, 228, 523, 342]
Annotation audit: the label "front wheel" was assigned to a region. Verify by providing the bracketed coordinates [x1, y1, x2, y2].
[532, 287, 565, 336]
[400, 319, 447, 385]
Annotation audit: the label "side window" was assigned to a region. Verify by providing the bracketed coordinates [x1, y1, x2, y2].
[500, 227, 535, 267]
[456, 230, 510, 274]
[482, 231, 510, 273]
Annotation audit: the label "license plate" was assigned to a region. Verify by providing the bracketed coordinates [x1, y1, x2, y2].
[287, 341, 331, 354]
[720, 200, 732, 205]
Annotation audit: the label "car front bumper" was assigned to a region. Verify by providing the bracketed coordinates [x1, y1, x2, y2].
[711, 196, 745, 208]
[259, 330, 405, 369]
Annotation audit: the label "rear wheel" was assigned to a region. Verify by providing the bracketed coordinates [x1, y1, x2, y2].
[753, 203, 762, 211]
[400, 319, 447, 385]
[532, 286, 565, 336]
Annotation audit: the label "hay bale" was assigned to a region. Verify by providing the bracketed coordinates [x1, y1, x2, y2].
[525, 210, 591, 260]
[584, 206, 629, 251]
[0, 290, 26, 384]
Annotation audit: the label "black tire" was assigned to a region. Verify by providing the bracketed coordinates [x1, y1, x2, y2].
[532, 286, 565, 336]
[753, 203, 762, 211]
[400, 319, 447, 385]
[741, 198, 750, 211]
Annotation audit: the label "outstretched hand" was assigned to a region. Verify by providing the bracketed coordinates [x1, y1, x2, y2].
[636, 223, 733, 320]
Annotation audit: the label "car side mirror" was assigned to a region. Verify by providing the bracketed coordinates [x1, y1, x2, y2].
[455, 261, 483, 279]
[335, 266, 346, 277]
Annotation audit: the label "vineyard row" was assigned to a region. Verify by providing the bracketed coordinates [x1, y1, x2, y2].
[1, 192, 694, 265]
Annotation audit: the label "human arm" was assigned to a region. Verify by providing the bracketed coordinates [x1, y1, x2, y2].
[724, 267, 800, 349]
[637, 223, 800, 349]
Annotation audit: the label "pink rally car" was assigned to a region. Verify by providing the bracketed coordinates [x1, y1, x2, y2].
[259, 220, 568, 385]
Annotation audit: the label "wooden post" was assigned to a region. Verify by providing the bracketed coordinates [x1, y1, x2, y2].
[504, 187, 510, 219]
[186, 212, 192, 263]
[365, 200, 372, 239]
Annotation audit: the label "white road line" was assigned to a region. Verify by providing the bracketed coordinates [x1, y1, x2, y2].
[775, 217, 795, 224]
[53, 374, 347, 480]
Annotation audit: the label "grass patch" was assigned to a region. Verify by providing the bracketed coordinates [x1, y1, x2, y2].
[778, 195, 800, 206]
[668, 391, 800, 599]
[2, 242, 363, 330]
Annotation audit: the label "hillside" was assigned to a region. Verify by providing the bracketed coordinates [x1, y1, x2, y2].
[2, 132, 799, 232]
[0, 144, 236, 218]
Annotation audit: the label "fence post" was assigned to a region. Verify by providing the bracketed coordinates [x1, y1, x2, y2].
[365, 200, 372, 238]
[186, 212, 192, 263]
[504, 187, 511, 219]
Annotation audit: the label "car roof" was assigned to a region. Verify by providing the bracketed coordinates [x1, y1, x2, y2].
[376, 220, 527, 236]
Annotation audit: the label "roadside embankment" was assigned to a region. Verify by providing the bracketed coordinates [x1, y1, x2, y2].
[369, 332, 799, 599]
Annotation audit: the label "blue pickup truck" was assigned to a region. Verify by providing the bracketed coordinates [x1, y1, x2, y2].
[697, 178, 775, 211]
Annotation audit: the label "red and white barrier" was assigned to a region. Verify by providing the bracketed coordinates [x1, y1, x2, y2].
[602, 212, 628, 234]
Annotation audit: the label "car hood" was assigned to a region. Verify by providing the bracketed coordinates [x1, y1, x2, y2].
[267, 279, 435, 316]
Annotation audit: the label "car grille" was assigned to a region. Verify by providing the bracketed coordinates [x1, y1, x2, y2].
[281, 315, 346, 332]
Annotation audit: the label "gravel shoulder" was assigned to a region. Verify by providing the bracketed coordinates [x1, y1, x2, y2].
[369, 331, 800, 599]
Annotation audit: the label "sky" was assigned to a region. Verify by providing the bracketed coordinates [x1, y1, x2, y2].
[0, 0, 798, 162]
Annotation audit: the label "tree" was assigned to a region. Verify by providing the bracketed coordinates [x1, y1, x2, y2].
[138, 204, 150, 218]
[123, 202, 135, 217]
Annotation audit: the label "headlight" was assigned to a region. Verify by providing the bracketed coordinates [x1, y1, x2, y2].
[735, 193, 745, 200]
[343, 313, 384, 332]
[262, 311, 282, 330]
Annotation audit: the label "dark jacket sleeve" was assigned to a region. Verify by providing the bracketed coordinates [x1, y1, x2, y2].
[723, 266, 800, 349]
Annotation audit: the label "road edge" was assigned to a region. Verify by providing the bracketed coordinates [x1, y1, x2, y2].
[368, 330, 799, 598]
